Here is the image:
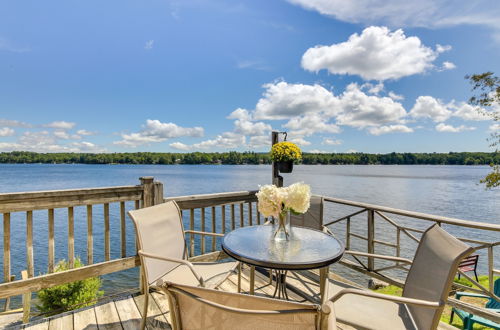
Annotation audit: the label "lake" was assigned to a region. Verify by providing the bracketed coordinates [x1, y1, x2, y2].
[0, 164, 498, 307]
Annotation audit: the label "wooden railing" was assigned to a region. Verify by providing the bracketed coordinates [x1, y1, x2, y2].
[1, 183, 499, 324]
[0, 177, 163, 316]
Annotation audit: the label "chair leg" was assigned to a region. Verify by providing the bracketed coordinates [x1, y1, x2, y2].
[141, 283, 149, 330]
[449, 310, 455, 324]
[474, 270, 478, 282]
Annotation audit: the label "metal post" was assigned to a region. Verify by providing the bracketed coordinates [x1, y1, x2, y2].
[367, 209, 375, 270]
[271, 131, 283, 187]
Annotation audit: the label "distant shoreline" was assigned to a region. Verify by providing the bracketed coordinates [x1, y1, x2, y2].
[0, 151, 498, 166]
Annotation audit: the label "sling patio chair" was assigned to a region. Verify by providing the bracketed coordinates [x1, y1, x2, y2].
[162, 281, 336, 330]
[329, 224, 473, 330]
[128, 201, 238, 330]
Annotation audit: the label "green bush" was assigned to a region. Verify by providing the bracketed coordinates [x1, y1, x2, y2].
[36, 258, 103, 315]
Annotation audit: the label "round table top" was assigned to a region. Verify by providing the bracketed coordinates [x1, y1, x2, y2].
[222, 225, 345, 270]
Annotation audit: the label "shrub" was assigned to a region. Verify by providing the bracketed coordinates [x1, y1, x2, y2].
[36, 258, 103, 315]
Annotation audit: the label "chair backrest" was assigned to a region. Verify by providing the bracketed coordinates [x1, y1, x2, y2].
[290, 195, 324, 231]
[486, 278, 500, 309]
[458, 254, 478, 270]
[402, 224, 473, 330]
[163, 282, 332, 330]
[128, 201, 186, 285]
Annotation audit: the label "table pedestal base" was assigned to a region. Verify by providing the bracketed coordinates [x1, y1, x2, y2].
[272, 270, 289, 300]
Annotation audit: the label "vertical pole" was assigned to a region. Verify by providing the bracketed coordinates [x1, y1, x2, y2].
[488, 245, 494, 292]
[367, 209, 375, 270]
[272, 131, 283, 187]
[3, 213, 11, 311]
[21, 270, 31, 323]
[87, 205, 93, 265]
[68, 207, 75, 268]
[48, 209, 55, 272]
[346, 217, 351, 250]
[140, 177, 155, 208]
[26, 211, 34, 277]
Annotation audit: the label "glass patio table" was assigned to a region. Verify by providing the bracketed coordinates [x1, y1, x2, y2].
[222, 225, 345, 301]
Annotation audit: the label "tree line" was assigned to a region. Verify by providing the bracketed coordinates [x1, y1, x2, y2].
[0, 151, 498, 165]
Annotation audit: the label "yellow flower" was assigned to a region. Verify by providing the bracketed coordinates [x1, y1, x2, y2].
[270, 142, 302, 162]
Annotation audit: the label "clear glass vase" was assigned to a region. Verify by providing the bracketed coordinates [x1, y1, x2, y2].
[273, 210, 291, 241]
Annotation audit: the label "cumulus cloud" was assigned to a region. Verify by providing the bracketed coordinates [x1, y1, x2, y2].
[323, 138, 342, 145]
[114, 119, 204, 147]
[193, 132, 245, 149]
[451, 103, 489, 121]
[435, 123, 476, 133]
[44, 121, 76, 130]
[170, 142, 191, 151]
[0, 119, 31, 127]
[409, 96, 452, 122]
[253, 81, 339, 120]
[76, 129, 96, 136]
[489, 123, 500, 132]
[286, 0, 500, 41]
[302, 26, 443, 81]
[368, 124, 414, 135]
[441, 61, 456, 70]
[284, 114, 341, 137]
[388, 91, 404, 101]
[0, 127, 15, 137]
[336, 83, 407, 127]
[71, 141, 106, 153]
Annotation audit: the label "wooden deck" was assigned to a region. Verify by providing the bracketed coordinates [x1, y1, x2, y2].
[1, 265, 456, 330]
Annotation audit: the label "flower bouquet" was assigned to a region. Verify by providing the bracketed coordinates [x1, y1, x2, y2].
[270, 142, 302, 173]
[256, 182, 311, 241]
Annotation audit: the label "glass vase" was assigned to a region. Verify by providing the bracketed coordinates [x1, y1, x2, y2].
[273, 210, 291, 241]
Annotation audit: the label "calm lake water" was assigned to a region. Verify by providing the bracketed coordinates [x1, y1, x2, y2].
[0, 164, 498, 307]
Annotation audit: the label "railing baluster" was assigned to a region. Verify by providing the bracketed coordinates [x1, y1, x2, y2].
[396, 228, 401, 260]
[488, 245, 494, 292]
[104, 203, 110, 261]
[201, 208, 206, 255]
[87, 205, 93, 265]
[4, 213, 11, 292]
[248, 202, 252, 226]
[26, 211, 34, 277]
[231, 204, 235, 230]
[211, 206, 216, 252]
[48, 209, 55, 272]
[68, 207, 75, 268]
[221, 205, 226, 234]
[135, 200, 140, 210]
[190, 209, 195, 257]
[367, 209, 375, 270]
[346, 217, 351, 250]
[239, 203, 244, 227]
[120, 202, 126, 258]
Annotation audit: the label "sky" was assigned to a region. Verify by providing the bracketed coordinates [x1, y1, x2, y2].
[1, 0, 500, 154]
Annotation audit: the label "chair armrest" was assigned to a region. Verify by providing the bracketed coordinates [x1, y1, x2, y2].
[184, 230, 224, 237]
[329, 288, 443, 309]
[456, 292, 490, 300]
[138, 250, 204, 286]
[345, 251, 413, 265]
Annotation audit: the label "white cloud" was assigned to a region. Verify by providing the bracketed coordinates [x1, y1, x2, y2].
[253, 81, 339, 120]
[0, 119, 31, 127]
[44, 121, 76, 130]
[441, 61, 456, 70]
[368, 124, 414, 135]
[234, 119, 272, 136]
[345, 149, 358, 153]
[286, 0, 500, 41]
[0, 127, 15, 137]
[248, 135, 269, 149]
[236, 60, 270, 71]
[336, 83, 407, 127]
[322, 138, 342, 145]
[145, 40, 154, 50]
[409, 96, 452, 122]
[169, 142, 191, 151]
[227, 108, 252, 121]
[71, 141, 106, 153]
[435, 123, 476, 132]
[302, 26, 441, 81]
[451, 103, 489, 121]
[489, 123, 500, 132]
[193, 132, 245, 149]
[361, 82, 384, 95]
[388, 91, 404, 101]
[308, 149, 331, 154]
[76, 129, 96, 136]
[436, 44, 452, 53]
[289, 137, 311, 146]
[284, 114, 341, 137]
[114, 119, 204, 147]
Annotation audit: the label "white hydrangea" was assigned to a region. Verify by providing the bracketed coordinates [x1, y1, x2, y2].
[256, 184, 284, 218]
[283, 182, 311, 214]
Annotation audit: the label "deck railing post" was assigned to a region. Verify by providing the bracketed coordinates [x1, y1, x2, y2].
[367, 209, 375, 270]
[140, 177, 155, 208]
[271, 131, 283, 187]
[488, 245, 494, 292]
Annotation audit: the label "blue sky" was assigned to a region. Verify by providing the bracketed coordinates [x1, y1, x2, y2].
[1, 0, 499, 153]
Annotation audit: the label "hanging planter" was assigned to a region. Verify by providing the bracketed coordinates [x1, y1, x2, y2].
[270, 141, 302, 174]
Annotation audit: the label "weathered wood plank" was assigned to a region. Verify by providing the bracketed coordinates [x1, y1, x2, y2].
[0, 256, 140, 298]
[221, 205, 226, 234]
[140, 177, 154, 208]
[3, 213, 10, 285]
[68, 207, 74, 268]
[120, 202, 126, 258]
[201, 208, 205, 255]
[23, 319, 50, 329]
[230, 204, 235, 230]
[211, 206, 216, 252]
[94, 301, 122, 330]
[188, 251, 228, 263]
[73, 306, 98, 330]
[0, 186, 143, 213]
[26, 211, 34, 278]
[164, 190, 258, 210]
[86, 205, 93, 265]
[104, 203, 110, 261]
[48, 209, 55, 273]
[134, 293, 170, 330]
[189, 209, 194, 258]
[48, 312, 73, 330]
[248, 202, 252, 226]
[114, 296, 142, 330]
[21, 270, 31, 324]
[150, 292, 171, 325]
[239, 203, 244, 227]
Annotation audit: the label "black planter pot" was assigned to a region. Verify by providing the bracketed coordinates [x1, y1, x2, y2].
[278, 161, 294, 173]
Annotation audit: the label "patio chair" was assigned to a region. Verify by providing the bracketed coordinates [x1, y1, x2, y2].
[162, 281, 336, 330]
[128, 201, 238, 330]
[329, 224, 473, 330]
[450, 278, 500, 330]
[457, 254, 479, 281]
[290, 195, 324, 231]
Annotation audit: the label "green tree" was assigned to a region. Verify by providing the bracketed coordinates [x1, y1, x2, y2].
[466, 72, 500, 188]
